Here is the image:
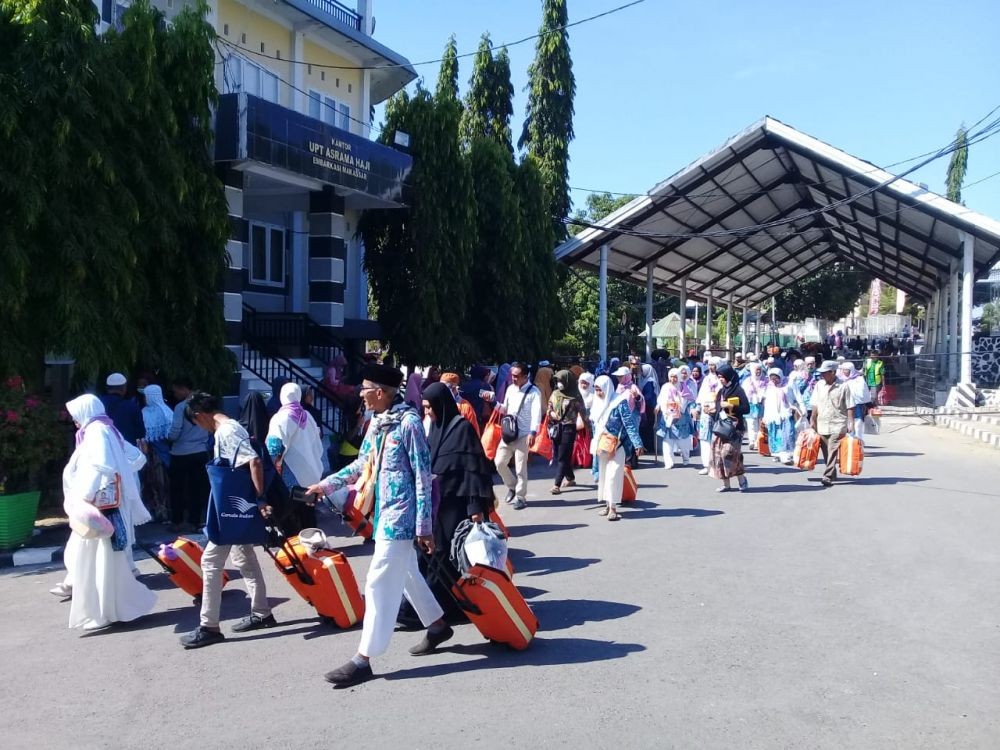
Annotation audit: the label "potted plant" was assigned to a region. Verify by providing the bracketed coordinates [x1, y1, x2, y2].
[0, 376, 67, 549]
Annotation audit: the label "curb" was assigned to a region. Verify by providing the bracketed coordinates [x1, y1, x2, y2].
[0, 532, 209, 570]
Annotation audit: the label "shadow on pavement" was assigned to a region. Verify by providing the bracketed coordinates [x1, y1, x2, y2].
[509, 550, 600, 577]
[528, 497, 600, 508]
[843, 476, 930, 486]
[383, 636, 646, 681]
[747, 484, 827, 493]
[625, 501, 724, 519]
[514, 586, 548, 600]
[508, 523, 588, 537]
[531, 598, 641, 629]
[863, 451, 924, 457]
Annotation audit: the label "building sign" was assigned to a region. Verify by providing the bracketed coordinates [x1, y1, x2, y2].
[215, 93, 412, 205]
[868, 279, 881, 316]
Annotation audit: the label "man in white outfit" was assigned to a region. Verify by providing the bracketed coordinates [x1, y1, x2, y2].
[494, 362, 542, 510]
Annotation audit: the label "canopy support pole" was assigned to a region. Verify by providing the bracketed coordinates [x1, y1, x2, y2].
[599, 244, 609, 365]
[741, 306, 748, 356]
[755, 306, 762, 355]
[948, 261, 959, 383]
[678, 277, 687, 359]
[645, 264, 654, 361]
[725, 301, 733, 355]
[960, 231, 974, 383]
[705, 287, 714, 352]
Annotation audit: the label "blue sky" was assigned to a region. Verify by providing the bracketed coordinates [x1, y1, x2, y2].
[371, 0, 1000, 217]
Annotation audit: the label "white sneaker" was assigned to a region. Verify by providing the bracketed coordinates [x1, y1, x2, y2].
[698, 468, 709, 475]
[512, 497, 527, 510]
[49, 583, 72, 599]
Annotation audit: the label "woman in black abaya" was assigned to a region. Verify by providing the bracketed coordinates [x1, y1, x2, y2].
[418, 382, 496, 620]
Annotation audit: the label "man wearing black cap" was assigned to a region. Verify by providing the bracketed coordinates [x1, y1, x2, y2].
[811, 360, 851, 487]
[307, 364, 450, 688]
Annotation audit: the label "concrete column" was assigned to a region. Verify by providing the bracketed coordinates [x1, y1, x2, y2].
[725, 301, 733, 354]
[599, 244, 609, 364]
[292, 30, 306, 112]
[645, 264, 654, 361]
[948, 261, 959, 382]
[693, 303, 699, 352]
[308, 187, 347, 329]
[772, 295, 778, 346]
[960, 231, 974, 383]
[705, 287, 714, 351]
[678, 277, 687, 359]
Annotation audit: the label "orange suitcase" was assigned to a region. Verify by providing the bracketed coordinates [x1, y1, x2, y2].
[268, 535, 365, 629]
[794, 429, 821, 471]
[621, 465, 637, 503]
[143, 537, 229, 599]
[838, 435, 864, 476]
[452, 563, 538, 650]
[757, 425, 771, 457]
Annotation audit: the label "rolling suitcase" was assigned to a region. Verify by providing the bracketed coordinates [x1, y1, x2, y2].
[793, 429, 821, 471]
[429, 553, 537, 650]
[264, 532, 365, 629]
[838, 435, 864, 476]
[757, 425, 771, 457]
[621, 465, 638, 503]
[142, 537, 229, 599]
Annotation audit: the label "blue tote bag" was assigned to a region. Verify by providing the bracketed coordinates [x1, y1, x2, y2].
[205, 439, 268, 546]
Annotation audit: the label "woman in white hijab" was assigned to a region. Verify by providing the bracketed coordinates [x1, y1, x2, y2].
[578, 372, 596, 413]
[265, 382, 324, 488]
[839, 362, 872, 441]
[62, 395, 156, 630]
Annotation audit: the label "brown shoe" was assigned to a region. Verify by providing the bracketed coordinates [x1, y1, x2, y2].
[550, 486, 561, 495]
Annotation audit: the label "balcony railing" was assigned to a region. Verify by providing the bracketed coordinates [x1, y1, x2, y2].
[305, 0, 362, 31]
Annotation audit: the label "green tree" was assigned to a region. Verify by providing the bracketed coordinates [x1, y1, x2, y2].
[461, 35, 514, 153]
[0, 0, 231, 389]
[775, 264, 872, 322]
[435, 35, 460, 104]
[557, 193, 677, 356]
[359, 87, 477, 366]
[945, 125, 968, 204]
[520, 0, 575, 238]
[465, 137, 523, 362]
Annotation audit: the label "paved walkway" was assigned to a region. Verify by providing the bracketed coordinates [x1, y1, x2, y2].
[2, 417, 998, 748]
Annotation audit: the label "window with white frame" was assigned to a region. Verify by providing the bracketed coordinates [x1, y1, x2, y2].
[224, 54, 280, 104]
[307, 89, 351, 132]
[249, 222, 286, 287]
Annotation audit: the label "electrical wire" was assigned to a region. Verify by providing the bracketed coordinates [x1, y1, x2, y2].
[569, 104, 1000, 201]
[563, 111, 1000, 241]
[218, 0, 647, 72]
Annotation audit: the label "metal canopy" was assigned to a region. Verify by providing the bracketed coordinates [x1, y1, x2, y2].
[555, 117, 1000, 307]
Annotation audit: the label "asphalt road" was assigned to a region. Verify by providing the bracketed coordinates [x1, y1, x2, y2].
[2, 417, 999, 749]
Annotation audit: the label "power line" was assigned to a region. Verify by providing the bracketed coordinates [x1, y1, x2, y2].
[219, 0, 647, 72]
[569, 104, 1000, 203]
[564, 112, 1000, 241]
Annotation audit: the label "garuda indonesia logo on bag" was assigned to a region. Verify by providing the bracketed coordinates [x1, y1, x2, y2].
[219, 495, 258, 518]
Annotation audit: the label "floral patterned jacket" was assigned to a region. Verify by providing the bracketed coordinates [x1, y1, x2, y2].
[318, 401, 432, 540]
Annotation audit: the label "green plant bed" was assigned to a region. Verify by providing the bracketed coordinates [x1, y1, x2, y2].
[0, 491, 41, 549]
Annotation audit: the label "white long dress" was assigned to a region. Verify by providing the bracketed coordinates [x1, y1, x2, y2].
[64, 397, 156, 630]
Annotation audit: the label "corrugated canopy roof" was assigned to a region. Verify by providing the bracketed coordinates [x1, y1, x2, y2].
[555, 117, 1000, 307]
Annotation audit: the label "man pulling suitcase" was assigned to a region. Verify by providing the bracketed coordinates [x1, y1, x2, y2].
[306, 364, 452, 688]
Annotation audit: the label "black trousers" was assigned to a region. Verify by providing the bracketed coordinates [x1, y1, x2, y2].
[552, 423, 576, 487]
[169, 451, 209, 525]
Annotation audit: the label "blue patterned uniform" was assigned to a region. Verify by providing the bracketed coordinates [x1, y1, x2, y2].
[318, 403, 433, 540]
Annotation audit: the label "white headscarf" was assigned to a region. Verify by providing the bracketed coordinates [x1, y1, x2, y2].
[64, 395, 149, 529]
[589, 376, 616, 436]
[140, 385, 173, 442]
[578, 372, 596, 411]
[639, 363, 659, 396]
[267, 383, 324, 486]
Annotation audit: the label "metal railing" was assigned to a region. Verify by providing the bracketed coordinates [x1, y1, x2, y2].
[305, 0, 362, 30]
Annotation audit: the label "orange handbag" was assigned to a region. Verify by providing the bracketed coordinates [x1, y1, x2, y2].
[838, 435, 864, 476]
[597, 431, 620, 457]
[481, 409, 502, 461]
[529, 417, 554, 460]
[353, 434, 387, 517]
[621, 465, 637, 503]
[793, 429, 821, 470]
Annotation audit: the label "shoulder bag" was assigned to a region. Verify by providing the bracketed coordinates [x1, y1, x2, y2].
[712, 415, 737, 442]
[501, 386, 533, 444]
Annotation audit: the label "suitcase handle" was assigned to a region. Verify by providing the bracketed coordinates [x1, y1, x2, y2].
[261, 526, 316, 586]
[138, 543, 177, 576]
[419, 545, 482, 617]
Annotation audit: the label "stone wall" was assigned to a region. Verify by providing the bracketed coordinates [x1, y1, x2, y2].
[973, 336, 1000, 387]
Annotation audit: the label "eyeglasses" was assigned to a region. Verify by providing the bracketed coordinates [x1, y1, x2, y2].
[359, 384, 381, 394]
